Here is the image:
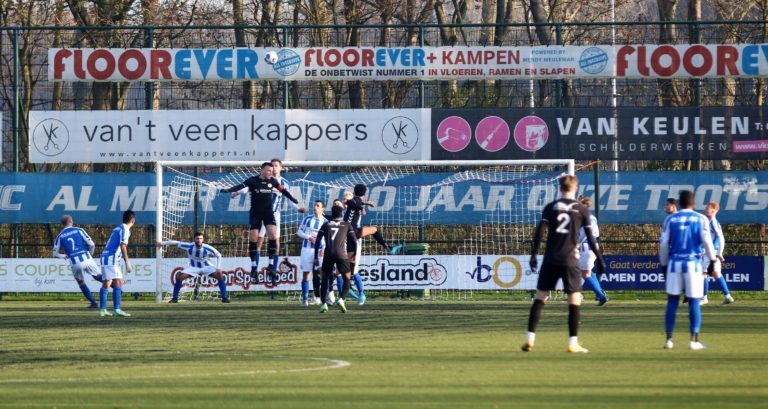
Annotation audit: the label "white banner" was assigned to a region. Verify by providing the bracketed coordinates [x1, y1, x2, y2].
[49, 45, 768, 81]
[28, 109, 429, 164]
[0, 255, 542, 292]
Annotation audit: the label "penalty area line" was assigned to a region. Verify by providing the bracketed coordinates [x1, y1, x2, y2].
[0, 357, 350, 384]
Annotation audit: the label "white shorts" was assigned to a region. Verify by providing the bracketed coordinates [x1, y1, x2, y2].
[300, 247, 322, 272]
[72, 259, 100, 282]
[180, 265, 218, 277]
[665, 260, 705, 298]
[101, 264, 123, 281]
[702, 255, 722, 276]
[579, 251, 596, 272]
[259, 211, 281, 238]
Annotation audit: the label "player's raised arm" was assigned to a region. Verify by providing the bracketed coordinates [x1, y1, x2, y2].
[222, 181, 249, 196]
[270, 177, 299, 204]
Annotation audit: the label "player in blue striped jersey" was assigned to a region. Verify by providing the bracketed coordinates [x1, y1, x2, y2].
[296, 200, 328, 306]
[98, 210, 135, 317]
[156, 232, 229, 304]
[702, 202, 734, 305]
[577, 196, 608, 306]
[53, 215, 100, 308]
[659, 190, 716, 350]
[255, 159, 306, 278]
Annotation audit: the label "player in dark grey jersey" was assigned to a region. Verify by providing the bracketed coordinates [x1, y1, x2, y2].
[315, 205, 357, 313]
[522, 174, 605, 354]
[222, 162, 299, 285]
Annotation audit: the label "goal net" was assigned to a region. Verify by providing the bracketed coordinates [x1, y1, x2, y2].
[154, 160, 574, 303]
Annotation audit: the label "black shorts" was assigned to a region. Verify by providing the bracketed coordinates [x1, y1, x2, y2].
[536, 263, 583, 294]
[249, 211, 276, 230]
[321, 257, 351, 275]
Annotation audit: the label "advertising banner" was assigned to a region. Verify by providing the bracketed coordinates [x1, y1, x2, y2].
[432, 107, 768, 160]
[2, 171, 767, 225]
[599, 255, 764, 291]
[28, 109, 429, 164]
[2, 255, 763, 292]
[49, 44, 768, 81]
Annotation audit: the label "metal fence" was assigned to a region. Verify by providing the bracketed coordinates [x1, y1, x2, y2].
[3, 21, 768, 171]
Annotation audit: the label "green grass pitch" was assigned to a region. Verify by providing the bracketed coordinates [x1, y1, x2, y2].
[0, 299, 766, 408]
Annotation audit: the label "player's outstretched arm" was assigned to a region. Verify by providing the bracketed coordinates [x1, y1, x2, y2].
[271, 177, 299, 204]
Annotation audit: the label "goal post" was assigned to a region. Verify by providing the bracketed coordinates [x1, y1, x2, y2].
[154, 159, 575, 303]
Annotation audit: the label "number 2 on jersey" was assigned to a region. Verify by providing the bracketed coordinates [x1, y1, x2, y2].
[556, 213, 571, 234]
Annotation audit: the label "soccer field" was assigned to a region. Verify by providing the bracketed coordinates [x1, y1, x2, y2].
[1, 299, 766, 408]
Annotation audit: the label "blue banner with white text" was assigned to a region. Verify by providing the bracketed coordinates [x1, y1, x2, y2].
[0, 171, 767, 225]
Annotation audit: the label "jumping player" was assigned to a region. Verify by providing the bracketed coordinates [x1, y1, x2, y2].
[577, 195, 608, 306]
[255, 159, 305, 279]
[660, 190, 716, 350]
[222, 162, 300, 285]
[343, 183, 393, 305]
[315, 205, 357, 313]
[156, 232, 230, 304]
[53, 215, 100, 308]
[523, 175, 605, 353]
[297, 200, 328, 306]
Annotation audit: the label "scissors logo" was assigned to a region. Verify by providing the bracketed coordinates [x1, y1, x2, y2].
[32, 118, 69, 156]
[382, 116, 418, 155]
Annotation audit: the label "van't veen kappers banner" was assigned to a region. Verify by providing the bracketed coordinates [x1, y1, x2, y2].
[49, 44, 768, 81]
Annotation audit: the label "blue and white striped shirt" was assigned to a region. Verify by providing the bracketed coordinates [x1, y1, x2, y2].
[660, 209, 715, 265]
[272, 176, 291, 212]
[101, 224, 130, 266]
[162, 241, 221, 268]
[53, 226, 95, 265]
[297, 215, 327, 249]
[709, 217, 724, 256]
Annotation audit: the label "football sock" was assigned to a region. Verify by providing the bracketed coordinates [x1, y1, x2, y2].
[703, 276, 710, 296]
[372, 231, 389, 250]
[568, 304, 580, 337]
[665, 295, 680, 336]
[688, 298, 702, 335]
[336, 275, 343, 295]
[248, 241, 259, 267]
[312, 274, 321, 298]
[341, 276, 351, 300]
[526, 331, 536, 343]
[527, 299, 545, 333]
[267, 240, 277, 260]
[79, 283, 96, 304]
[569, 336, 579, 346]
[99, 288, 108, 310]
[353, 273, 365, 296]
[716, 276, 731, 296]
[320, 274, 330, 304]
[585, 273, 606, 299]
[172, 279, 183, 300]
[217, 278, 228, 299]
[301, 279, 310, 302]
[271, 254, 279, 271]
[113, 287, 122, 310]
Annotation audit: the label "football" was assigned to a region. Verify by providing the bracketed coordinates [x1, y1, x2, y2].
[264, 50, 279, 64]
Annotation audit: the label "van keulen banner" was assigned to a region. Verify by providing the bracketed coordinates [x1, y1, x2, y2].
[1, 171, 766, 225]
[432, 107, 768, 160]
[49, 44, 768, 81]
[28, 109, 430, 164]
